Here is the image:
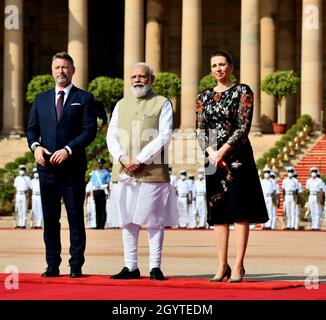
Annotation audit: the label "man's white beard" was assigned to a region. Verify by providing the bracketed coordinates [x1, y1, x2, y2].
[131, 84, 151, 98]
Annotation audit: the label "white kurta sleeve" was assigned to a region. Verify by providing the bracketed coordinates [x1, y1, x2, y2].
[136, 100, 173, 164]
[106, 102, 126, 162]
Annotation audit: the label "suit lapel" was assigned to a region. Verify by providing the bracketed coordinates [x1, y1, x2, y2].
[57, 85, 77, 125]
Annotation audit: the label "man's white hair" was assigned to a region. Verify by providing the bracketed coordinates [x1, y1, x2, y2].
[132, 62, 154, 77]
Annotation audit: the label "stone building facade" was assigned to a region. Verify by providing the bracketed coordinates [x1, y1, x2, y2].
[0, 0, 325, 136]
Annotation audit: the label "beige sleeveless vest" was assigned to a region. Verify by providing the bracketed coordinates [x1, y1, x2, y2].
[111, 91, 170, 183]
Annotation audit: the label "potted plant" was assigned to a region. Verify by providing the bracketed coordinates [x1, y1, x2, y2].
[261, 70, 300, 134]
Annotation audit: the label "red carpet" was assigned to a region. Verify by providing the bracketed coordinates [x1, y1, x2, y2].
[1, 273, 325, 300]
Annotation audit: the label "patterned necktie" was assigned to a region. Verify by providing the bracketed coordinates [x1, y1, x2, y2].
[56, 90, 65, 120]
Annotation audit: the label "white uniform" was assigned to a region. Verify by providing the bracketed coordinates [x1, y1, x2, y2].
[85, 181, 96, 228]
[271, 180, 280, 229]
[260, 178, 275, 229]
[306, 177, 324, 230]
[176, 178, 191, 228]
[282, 177, 299, 229]
[106, 181, 121, 228]
[13, 175, 31, 228]
[170, 174, 177, 190]
[294, 180, 303, 230]
[187, 179, 196, 228]
[30, 177, 43, 228]
[194, 178, 207, 228]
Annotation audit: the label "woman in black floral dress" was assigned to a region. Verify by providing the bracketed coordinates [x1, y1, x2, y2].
[195, 50, 268, 282]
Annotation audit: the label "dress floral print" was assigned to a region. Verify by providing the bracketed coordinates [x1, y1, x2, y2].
[195, 84, 268, 225]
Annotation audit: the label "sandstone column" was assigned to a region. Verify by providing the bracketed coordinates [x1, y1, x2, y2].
[240, 0, 261, 131]
[68, 0, 88, 90]
[278, 0, 297, 126]
[301, 0, 322, 126]
[124, 0, 145, 96]
[146, 0, 163, 73]
[260, 0, 276, 124]
[180, 0, 202, 129]
[2, 0, 24, 136]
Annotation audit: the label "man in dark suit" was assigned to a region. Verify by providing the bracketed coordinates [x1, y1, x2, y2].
[26, 52, 97, 278]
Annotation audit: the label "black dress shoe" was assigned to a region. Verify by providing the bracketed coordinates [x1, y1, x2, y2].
[111, 267, 140, 279]
[42, 266, 60, 277]
[70, 267, 83, 278]
[150, 268, 165, 280]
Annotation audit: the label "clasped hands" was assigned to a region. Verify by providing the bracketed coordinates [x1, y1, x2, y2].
[119, 155, 143, 176]
[206, 145, 231, 168]
[34, 147, 69, 166]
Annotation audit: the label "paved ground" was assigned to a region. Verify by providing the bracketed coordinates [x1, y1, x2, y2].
[0, 137, 29, 168]
[0, 228, 325, 284]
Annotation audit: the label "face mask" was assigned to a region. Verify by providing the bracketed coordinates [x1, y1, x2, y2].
[181, 175, 187, 180]
[311, 172, 317, 178]
[19, 170, 25, 176]
[198, 174, 204, 179]
[264, 173, 270, 179]
[34, 173, 39, 179]
[288, 172, 293, 178]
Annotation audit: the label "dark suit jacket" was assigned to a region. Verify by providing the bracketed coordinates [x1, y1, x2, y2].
[27, 85, 97, 173]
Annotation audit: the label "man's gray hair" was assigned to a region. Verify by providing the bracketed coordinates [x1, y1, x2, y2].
[132, 62, 154, 77]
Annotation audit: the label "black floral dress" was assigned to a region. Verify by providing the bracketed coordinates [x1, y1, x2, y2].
[195, 84, 269, 225]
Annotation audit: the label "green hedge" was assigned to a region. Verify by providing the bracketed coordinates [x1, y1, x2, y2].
[256, 114, 314, 169]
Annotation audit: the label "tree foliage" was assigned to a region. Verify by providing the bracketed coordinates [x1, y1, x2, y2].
[26, 75, 55, 104]
[152, 72, 181, 98]
[88, 77, 124, 118]
[261, 70, 300, 105]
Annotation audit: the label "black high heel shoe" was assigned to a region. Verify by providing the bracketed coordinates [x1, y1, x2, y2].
[209, 265, 231, 282]
[228, 267, 245, 283]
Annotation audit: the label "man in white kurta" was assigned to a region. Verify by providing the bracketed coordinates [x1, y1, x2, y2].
[106, 62, 179, 280]
[306, 168, 324, 230]
[31, 169, 43, 228]
[13, 165, 31, 229]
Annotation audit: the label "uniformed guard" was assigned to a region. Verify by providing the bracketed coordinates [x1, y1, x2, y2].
[306, 167, 324, 230]
[260, 168, 275, 230]
[176, 170, 191, 228]
[293, 172, 302, 230]
[105, 180, 121, 228]
[85, 179, 96, 229]
[194, 168, 207, 229]
[169, 167, 177, 191]
[89, 158, 111, 229]
[30, 168, 43, 229]
[270, 172, 280, 229]
[13, 165, 31, 229]
[187, 175, 196, 228]
[282, 166, 299, 230]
